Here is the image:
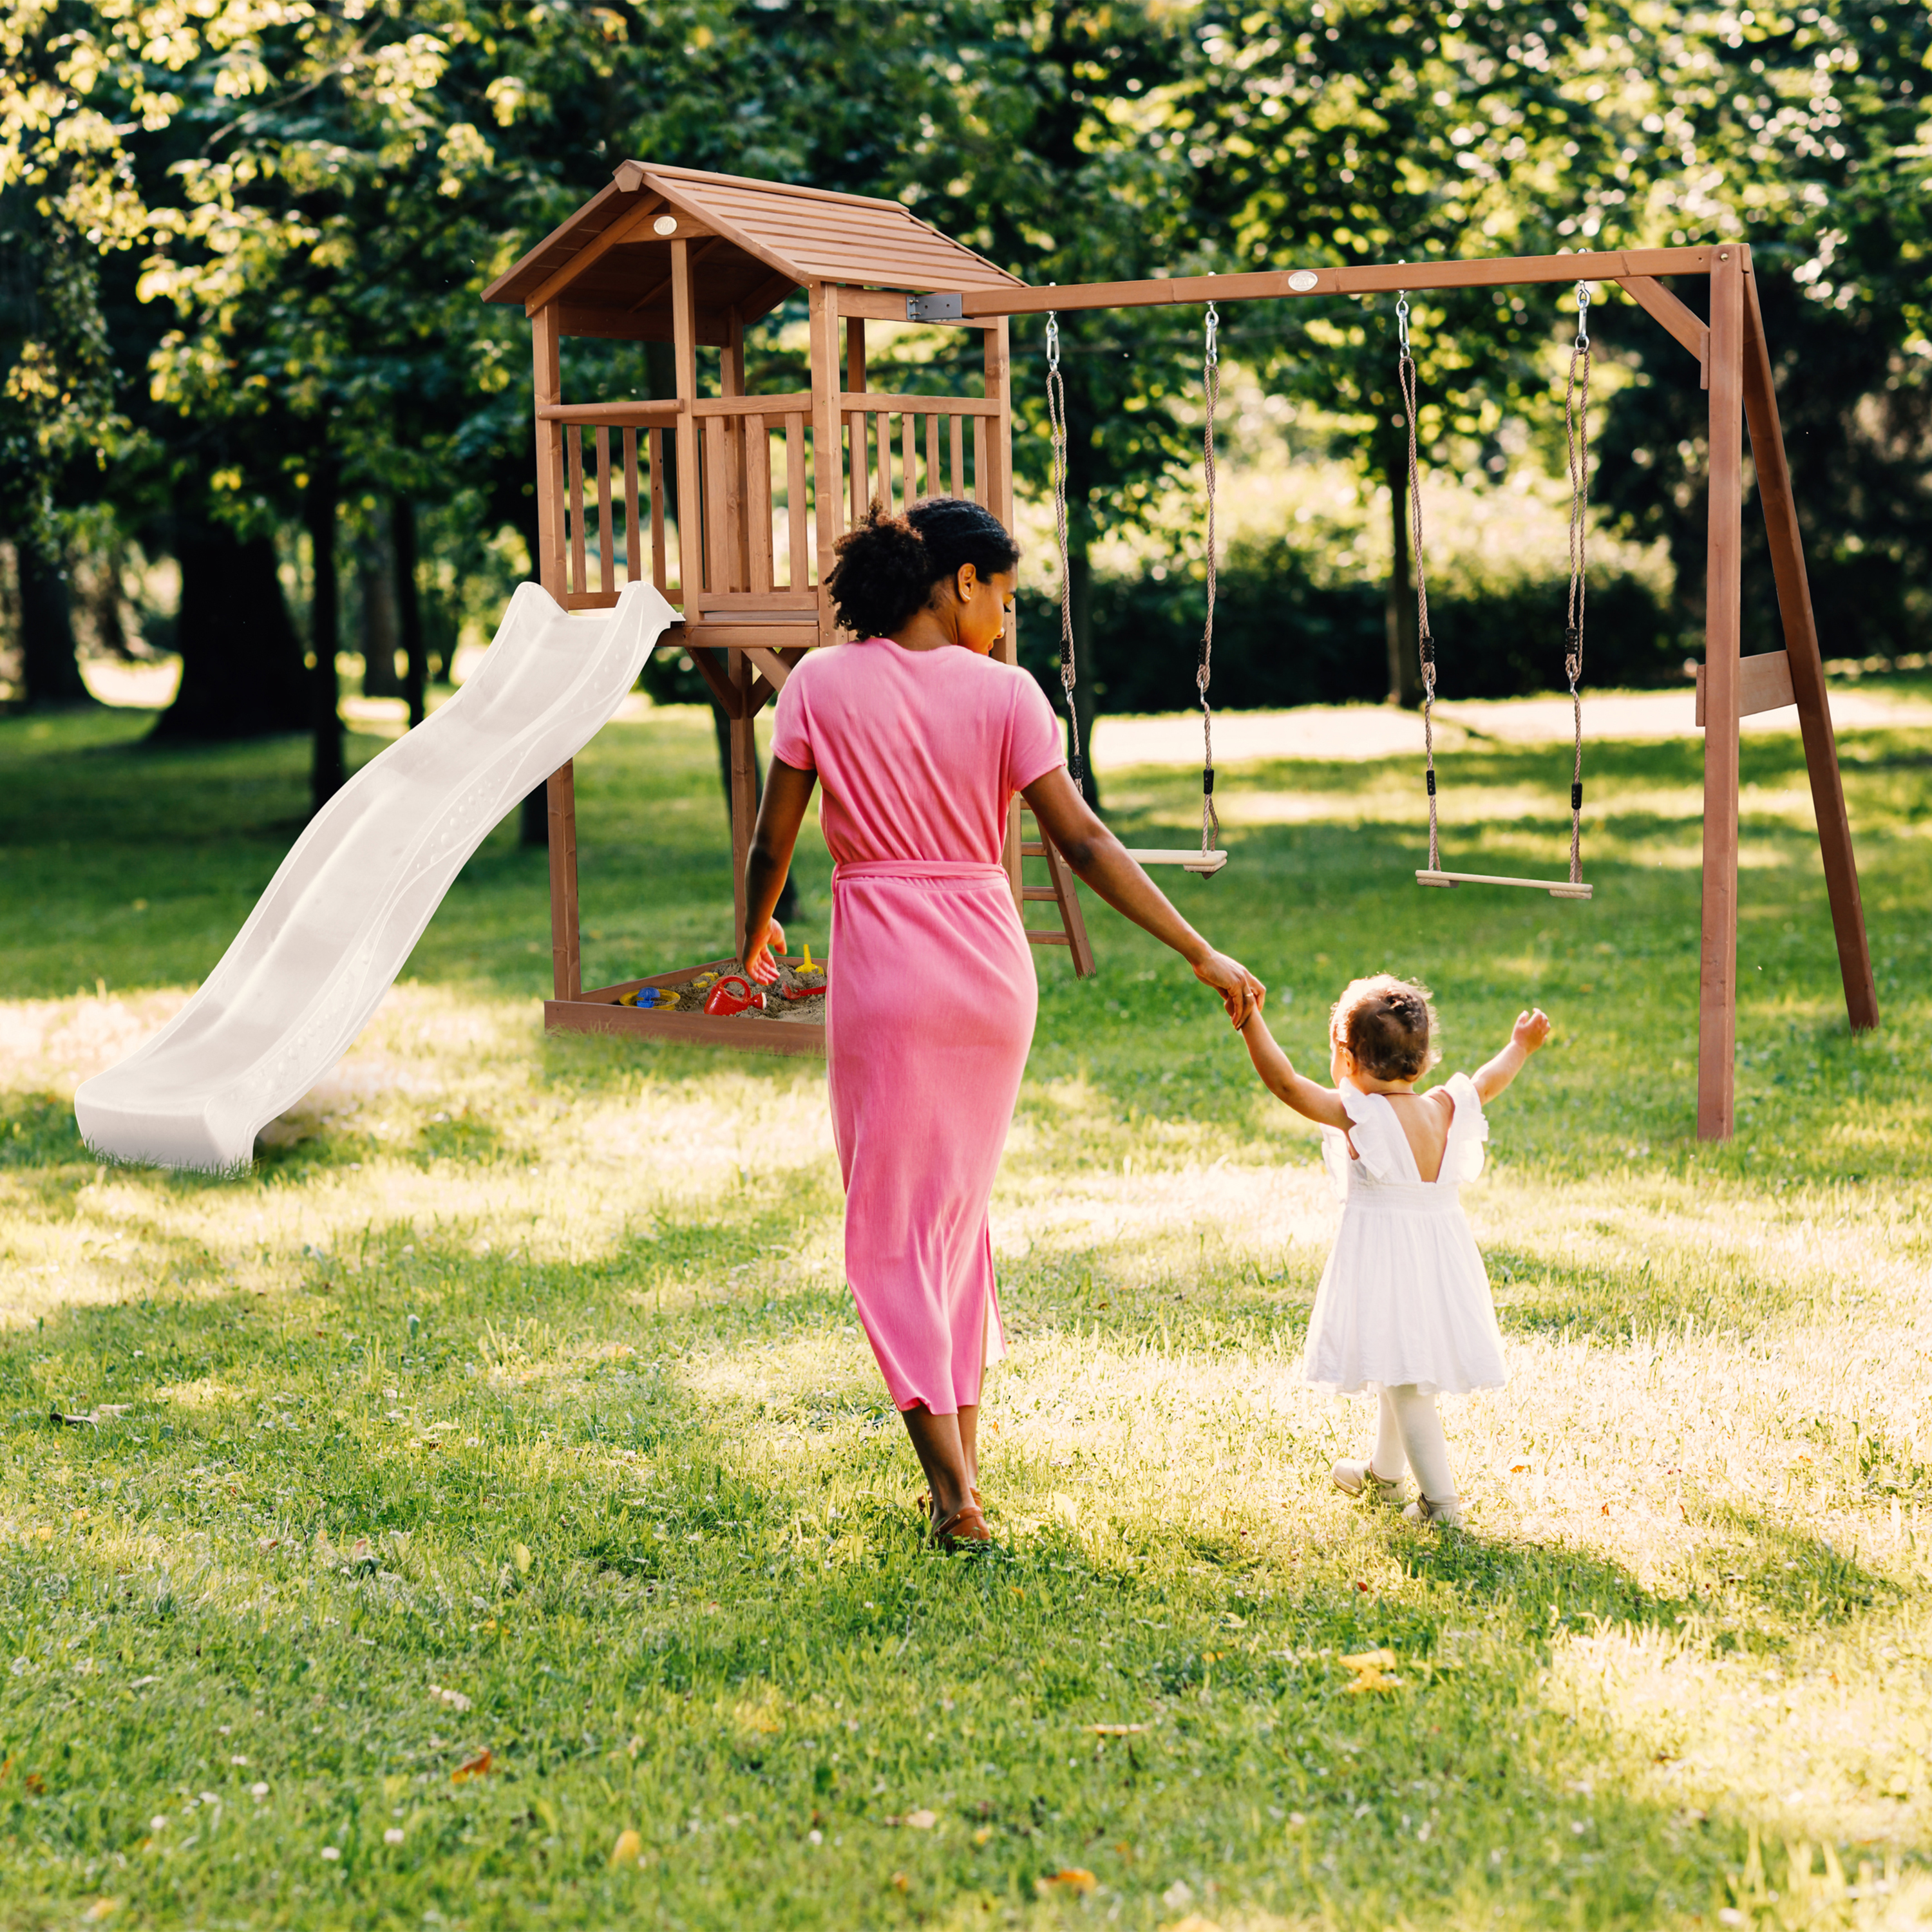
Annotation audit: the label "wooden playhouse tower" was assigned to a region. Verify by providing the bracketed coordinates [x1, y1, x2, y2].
[481, 162, 1095, 1057]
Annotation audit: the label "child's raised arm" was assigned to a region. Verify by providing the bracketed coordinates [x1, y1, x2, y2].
[1472, 1008, 1552, 1103]
[1238, 1010, 1352, 1129]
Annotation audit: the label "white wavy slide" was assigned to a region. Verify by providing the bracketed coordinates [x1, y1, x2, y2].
[75, 580, 676, 1171]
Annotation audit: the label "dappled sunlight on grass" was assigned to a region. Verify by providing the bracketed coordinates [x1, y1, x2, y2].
[5, 703, 1932, 1926]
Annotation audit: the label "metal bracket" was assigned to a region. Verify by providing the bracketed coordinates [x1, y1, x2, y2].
[905, 290, 964, 323]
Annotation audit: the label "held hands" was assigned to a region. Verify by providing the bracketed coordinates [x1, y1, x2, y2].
[1513, 1008, 1552, 1053]
[742, 916, 786, 986]
[1193, 950, 1266, 1029]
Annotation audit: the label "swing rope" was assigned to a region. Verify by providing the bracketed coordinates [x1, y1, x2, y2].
[1198, 301, 1220, 857]
[1563, 280, 1591, 888]
[1396, 291, 1440, 875]
[1044, 312, 1084, 791]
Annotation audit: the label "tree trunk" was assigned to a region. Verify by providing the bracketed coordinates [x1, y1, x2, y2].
[395, 495, 426, 728]
[152, 523, 308, 739]
[1383, 437, 1421, 708]
[357, 506, 402, 697]
[307, 455, 345, 814]
[17, 539, 91, 706]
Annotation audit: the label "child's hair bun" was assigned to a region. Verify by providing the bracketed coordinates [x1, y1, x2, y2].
[824, 497, 1019, 639]
[1331, 974, 1440, 1081]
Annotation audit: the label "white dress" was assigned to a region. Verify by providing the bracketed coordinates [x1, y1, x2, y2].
[1302, 1074, 1506, 1396]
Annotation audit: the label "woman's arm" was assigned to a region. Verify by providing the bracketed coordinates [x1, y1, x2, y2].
[1238, 1010, 1352, 1128]
[1020, 766, 1264, 1027]
[1472, 1007, 1552, 1103]
[739, 756, 817, 981]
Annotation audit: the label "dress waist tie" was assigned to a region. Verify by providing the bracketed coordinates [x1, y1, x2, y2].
[835, 860, 1010, 889]
[1343, 1179, 1464, 1215]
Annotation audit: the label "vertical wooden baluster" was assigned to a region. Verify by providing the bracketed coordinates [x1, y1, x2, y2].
[971, 415, 987, 509]
[949, 413, 965, 498]
[904, 412, 918, 508]
[724, 308, 752, 592]
[926, 414, 940, 500]
[622, 429, 641, 583]
[649, 427, 668, 593]
[705, 415, 732, 595]
[595, 426, 613, 598]
[876, 412, 892, 513]
[746, 413, 773, 592]
[566, 426, 587, 597]
[786, 413, 808, 592]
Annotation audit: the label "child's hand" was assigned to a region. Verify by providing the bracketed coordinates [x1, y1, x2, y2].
[1512, 1008, 1551, 1053]
[742, 916, 786, 985]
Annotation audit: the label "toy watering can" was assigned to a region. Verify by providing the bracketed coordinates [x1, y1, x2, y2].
[703, 974, 765, 1018]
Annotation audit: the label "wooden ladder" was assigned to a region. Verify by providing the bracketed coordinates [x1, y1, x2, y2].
[1015, 805, 1095, 977]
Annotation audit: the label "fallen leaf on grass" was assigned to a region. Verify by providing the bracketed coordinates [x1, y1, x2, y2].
[1037, 1868, 1097, 1895]
[81, 1900, 121, 1922]
[609, 1828, 642, 1868]
[1090, 1724, 1146, 1737]
[890, 1871, 909, 1891]
[428, 1684, 472, 1712]
[1339, 1649, 1401, 1694]
[885, 1808, 937, 1829]
[1168, 1918, 1225, 1932]
[451, 1750, 493, 1783]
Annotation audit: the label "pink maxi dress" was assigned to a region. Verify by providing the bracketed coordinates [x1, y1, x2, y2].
[770, 636, 1065, 1415]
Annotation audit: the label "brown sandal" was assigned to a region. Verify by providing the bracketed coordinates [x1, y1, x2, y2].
[931, 1500, 992, 1548]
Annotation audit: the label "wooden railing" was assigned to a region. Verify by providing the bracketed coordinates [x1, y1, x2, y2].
[547, 388, 1001, 622]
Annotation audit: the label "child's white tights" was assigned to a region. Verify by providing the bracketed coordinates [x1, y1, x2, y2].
[1370, 1385, 1457, 1504]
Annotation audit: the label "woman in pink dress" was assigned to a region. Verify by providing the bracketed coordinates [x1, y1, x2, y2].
[741, 499, 1262, 1546]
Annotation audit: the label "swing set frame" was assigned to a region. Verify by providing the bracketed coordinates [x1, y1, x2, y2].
[952, 240, 1877, 1143]
[489, 162, 1873, 1143]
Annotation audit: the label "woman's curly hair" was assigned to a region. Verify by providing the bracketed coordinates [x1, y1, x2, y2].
[1329, 974, 1440, 1082]
[824, 497, 1019, 639]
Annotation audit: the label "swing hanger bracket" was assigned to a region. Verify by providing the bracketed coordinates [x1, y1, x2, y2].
[905, 290, 964, 323]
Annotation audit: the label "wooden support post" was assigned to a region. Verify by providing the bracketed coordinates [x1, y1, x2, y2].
[1741, 273, 1879, 1034]
[729, 649, 758, 951]
[982, 316, 1023, 905]
[808, 283, 840, 642]
[1698, 248, 1747, 1141]
[670, 240, 703, 598]
[532, 301, 580, 1001]
[547, 759, 582, 1001]
[532, 303, 567, 598]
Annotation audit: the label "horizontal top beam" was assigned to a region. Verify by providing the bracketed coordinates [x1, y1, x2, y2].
[956, 244, 1739, 318]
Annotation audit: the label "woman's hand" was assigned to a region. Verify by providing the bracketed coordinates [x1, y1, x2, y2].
[742, 916, 786, 985]
[1191, 949, 1265, 1028]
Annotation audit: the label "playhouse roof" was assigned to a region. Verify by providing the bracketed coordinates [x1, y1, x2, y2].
[480, 163, 1023, 343]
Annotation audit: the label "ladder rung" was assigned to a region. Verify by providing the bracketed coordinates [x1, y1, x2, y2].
[1021, 886, 1059, 901]
[1020, 842, 1046, 857]
[1025, 931, 1070, 947]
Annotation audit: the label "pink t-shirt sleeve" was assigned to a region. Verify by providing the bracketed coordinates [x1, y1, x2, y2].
[770, 665, 814, 772]
[1005, 672, 1065, 794]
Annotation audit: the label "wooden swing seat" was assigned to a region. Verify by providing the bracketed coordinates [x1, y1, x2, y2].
[1126, 847, 1229, 876]
[1416, 868, 1592, 900]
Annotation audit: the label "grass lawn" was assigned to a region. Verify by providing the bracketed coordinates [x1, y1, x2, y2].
[2, 692, 1931, 1930]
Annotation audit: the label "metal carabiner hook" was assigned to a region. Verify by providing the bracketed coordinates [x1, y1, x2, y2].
[1574, 279, 1591, 352]
[1204, 300, 1219, 369]
[1045, 311, 1060, 371]
[1396, 290, 1411, 355]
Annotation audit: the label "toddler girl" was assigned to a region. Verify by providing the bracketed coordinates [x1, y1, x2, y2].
[1238, 975, 1550, 1526]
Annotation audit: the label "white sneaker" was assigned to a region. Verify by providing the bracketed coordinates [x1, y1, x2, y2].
[1331, 1459, 1410, 1505]
[1402, 1495, 1464, 1528]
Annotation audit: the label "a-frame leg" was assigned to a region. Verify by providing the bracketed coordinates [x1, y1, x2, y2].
[546, 761, 582, 1001]
[1739, 276, 1879, 1034]
[1698, 250, 1747, 1141]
